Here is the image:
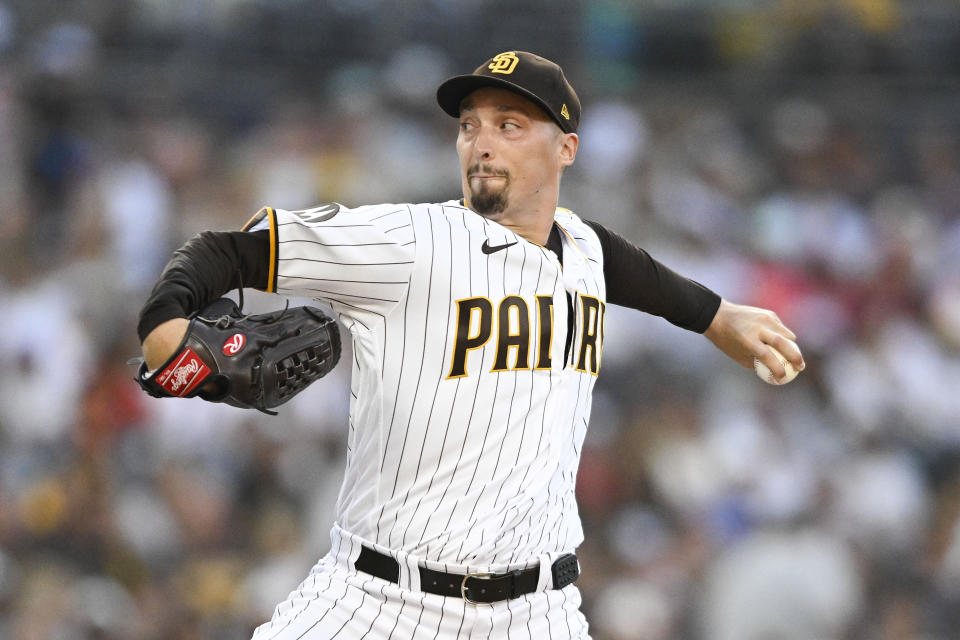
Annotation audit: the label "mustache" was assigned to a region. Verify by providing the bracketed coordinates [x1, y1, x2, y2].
[467, 164, 509, 179]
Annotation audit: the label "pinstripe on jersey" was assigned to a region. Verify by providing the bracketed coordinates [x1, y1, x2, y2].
[261, 200, 605, 570]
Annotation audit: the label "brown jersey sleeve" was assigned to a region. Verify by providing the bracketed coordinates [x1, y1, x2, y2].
[585, 220, 721, 333]
[136, 230, 270, 342]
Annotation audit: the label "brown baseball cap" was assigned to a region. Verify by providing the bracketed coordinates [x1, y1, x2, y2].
[436, 51, 581, 134]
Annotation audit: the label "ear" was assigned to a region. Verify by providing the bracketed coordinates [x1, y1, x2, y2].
[558, 133, 578, 168]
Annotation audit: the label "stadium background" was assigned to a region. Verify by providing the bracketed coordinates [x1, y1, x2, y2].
[1, 0, 960, 638]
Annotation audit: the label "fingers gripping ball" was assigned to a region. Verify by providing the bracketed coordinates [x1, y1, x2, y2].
[754, 346, 799, 386]
[135, 298, 341, 414]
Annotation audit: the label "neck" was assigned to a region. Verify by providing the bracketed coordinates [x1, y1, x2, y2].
[464, 196, 558, 246]
[498, 210, 556, 246]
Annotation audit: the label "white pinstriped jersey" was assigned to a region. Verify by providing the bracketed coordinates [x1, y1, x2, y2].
[251, 200, 606, 569]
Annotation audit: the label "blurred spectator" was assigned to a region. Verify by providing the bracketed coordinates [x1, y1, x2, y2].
[697, 528, 863, 640]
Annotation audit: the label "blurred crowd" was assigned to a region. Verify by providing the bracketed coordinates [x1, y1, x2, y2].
[1, 1, 959, 638]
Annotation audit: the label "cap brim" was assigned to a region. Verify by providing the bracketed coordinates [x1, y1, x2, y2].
[436, 74, 560, 129]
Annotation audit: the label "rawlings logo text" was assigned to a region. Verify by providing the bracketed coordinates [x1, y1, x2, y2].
[156, 348, 210, 396]
[169, 359, 200, 392]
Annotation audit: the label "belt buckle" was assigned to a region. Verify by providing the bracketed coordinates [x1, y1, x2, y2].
[461, 571, 493, 605]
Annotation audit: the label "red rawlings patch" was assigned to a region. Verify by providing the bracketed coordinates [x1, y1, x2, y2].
[154, 348, 211, 396]
[222, 333, 246, 356]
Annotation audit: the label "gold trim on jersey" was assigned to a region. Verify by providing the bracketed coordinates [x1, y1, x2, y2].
[268, 208, 278, 293]
[554, 221, 588, 262]
[240, 208, 266, 232]
[241, 207, 278, 293]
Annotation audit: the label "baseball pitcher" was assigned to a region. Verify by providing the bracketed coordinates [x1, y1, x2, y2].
[136, 51, 805, 639]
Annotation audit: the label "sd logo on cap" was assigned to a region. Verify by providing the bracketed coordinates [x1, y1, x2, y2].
[436, 51, 581, 134]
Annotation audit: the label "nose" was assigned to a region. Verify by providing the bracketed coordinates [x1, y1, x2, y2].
[471, 124, 495, 162]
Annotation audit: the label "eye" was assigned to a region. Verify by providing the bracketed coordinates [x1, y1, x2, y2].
[459, 121, 475, 132]
[501, 121, 520, 130]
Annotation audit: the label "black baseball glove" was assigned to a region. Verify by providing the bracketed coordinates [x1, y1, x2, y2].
[133, 298, 341, 414]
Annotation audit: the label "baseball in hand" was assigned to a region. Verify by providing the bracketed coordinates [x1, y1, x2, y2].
[754, 346, 799, 385]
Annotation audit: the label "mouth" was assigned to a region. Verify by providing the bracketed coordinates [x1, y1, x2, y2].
[467, 165, 509, 182]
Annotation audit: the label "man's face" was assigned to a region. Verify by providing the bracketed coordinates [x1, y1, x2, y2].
[456, 87, 575, 219]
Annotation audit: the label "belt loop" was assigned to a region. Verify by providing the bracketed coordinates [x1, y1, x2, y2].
[536, 553, 554, 590]
[402, 552, 420, 592]
[509, 569, 524, 599]
[345, 534, 364, 572]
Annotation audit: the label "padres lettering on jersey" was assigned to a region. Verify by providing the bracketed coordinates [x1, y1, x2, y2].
[447, 292, 604, 377]
[258, 200, 605, 568]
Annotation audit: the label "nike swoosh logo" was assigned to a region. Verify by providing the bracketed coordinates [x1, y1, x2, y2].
[481, 240, 518, 255]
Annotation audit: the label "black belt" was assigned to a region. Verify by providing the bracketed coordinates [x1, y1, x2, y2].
[354, 545, 580, 604]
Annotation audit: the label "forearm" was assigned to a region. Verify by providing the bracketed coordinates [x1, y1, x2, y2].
[585, 220, 721, 332]
[141, 318, 191, 371]
[137, 230, 270, 370]
[137, 230, 270, 342]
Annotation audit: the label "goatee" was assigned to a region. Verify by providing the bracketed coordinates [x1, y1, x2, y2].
[468, 164, 509, 216]
[471, 189, 508, 215]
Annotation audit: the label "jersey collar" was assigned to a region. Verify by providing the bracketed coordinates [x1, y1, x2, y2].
[457, 198, 565, 266]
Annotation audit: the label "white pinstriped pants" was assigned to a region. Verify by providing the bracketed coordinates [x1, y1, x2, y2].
[251, 525, 591, 640]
